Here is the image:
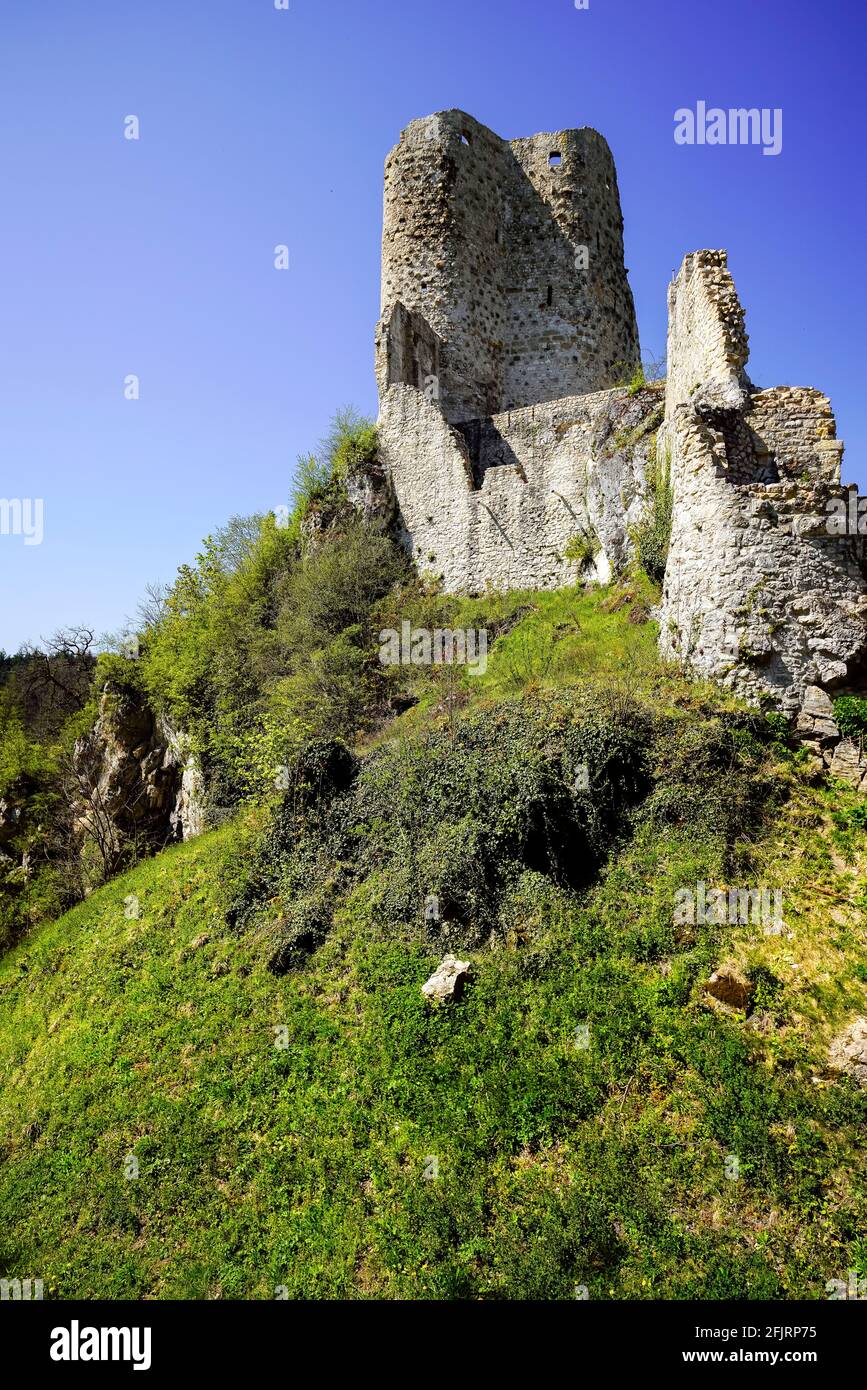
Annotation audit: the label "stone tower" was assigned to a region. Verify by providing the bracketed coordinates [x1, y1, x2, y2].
[376, 110, 640, 425]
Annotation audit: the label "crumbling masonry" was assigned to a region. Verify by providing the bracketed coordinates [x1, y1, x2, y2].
[657, 251, 867, 769]
[374, 110, 867, 750]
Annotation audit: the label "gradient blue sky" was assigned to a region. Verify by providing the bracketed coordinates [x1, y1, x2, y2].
[1, 0, 865, 651]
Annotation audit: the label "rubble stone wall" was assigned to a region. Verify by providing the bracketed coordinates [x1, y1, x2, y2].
[378, 381, 659, 593]
[658, 252, 867, 725]
[372, 112, 867, 744]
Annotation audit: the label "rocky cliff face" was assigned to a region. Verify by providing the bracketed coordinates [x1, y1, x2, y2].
[72, 684, 204, 868]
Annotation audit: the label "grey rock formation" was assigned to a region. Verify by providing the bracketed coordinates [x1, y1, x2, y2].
[421, 954, 471, 1003]
[344, 452, 397, 530]
[72, 684, 205, 860]
[161, 718, 207, 841]
[828, 739, 867, 791]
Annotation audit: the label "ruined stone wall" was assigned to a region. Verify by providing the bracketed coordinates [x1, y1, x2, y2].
[746, 387, 843, 485]
[378, 112, 504, 422]
[659, 413, 867, 712]
[659, 251, 867, 720]
[664, 250, 749, 415]
[378, 382, 659, 593]
[378, 111, 639, 424]
[375, 303, 442, 401]
[501, 129, 639, 409]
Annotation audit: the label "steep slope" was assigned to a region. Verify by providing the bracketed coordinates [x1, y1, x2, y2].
[1, 592, 866, 1301]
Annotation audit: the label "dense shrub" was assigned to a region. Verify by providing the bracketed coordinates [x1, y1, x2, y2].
[278, 522, 407, 652]
[290, 407, 377, 529]
[833, 695, 867, 740]
[130, 413, 395, 804]
[0, 702, 68, 951]
[227, 685, 778, 967]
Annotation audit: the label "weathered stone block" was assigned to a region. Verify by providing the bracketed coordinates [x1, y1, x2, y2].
[829, 738, 867, 791]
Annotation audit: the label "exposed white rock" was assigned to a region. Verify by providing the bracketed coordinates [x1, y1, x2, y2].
[421, 955, 471, 1003]
[828, 1017, 867, 1087]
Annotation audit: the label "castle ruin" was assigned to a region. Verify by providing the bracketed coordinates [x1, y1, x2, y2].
[658, 250, 867, 732]
[376, 110, 639, 422]
[374, 110, 867, 747]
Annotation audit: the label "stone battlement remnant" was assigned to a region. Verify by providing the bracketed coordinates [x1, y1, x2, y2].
[663, 250, 749, 416]
[657, 250, 867, 735]
[373, 111, 867, 733]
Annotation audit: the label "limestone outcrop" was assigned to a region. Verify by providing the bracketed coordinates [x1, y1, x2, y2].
[71, 684, 204, 865]
[421, 954, 472, 1003]
[828, 1017, 867, 1087]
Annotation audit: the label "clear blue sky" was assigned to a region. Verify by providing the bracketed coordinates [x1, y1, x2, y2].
[2, 0, 865, 651]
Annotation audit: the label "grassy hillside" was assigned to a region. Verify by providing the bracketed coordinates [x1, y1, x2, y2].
[1, 587, 866, 1300]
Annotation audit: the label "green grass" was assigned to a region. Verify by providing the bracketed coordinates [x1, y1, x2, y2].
[1, 590, 866, 1300]
[366, 580, 664, 746]
[468, 585, 658, 700]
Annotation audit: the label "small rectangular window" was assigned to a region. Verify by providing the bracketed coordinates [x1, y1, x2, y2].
[549, 152, 562, 167]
